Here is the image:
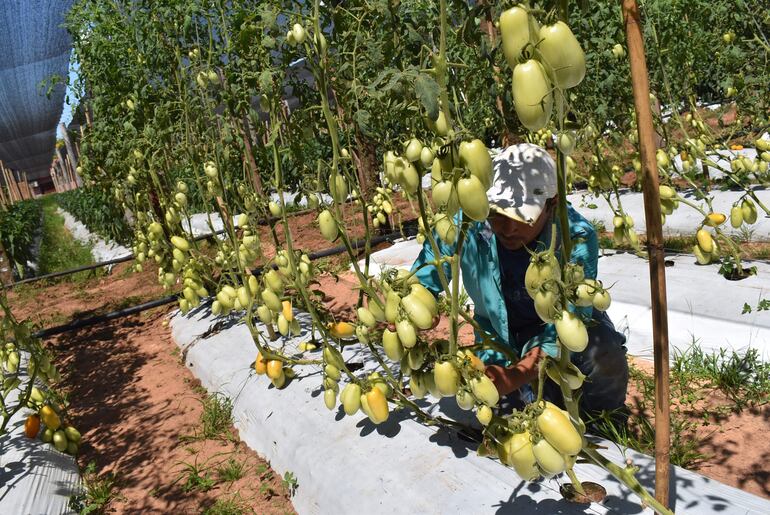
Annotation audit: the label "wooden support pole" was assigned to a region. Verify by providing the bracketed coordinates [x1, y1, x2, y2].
[23, 172, 34, 199]
[0, 178, 8, 207]
[17, 171, 27, 200]
[622, 0, 671, 510]
[50, 166, 59, 193]
[56, 148, 72, 190]
[0, 241, 12, 286]
[0, 163, 12, 203]
[60, 122, 83, 187]
[239, 115, 265, 196]
[1, 164, 12, 202]
[3, 163, 22, 203]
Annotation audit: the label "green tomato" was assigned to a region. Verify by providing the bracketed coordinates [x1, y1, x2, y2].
[534, 288, 559, 323]
[537, 21, 586, 89]
[261, 289, 282, 313]
[400, 293, 434, 330]
[537, 405, 582, 456]
[357, 307, 376, 328]
[396, 319, 417, 349]
[457, 176, 489, 222]
[459, 139, 493, 189]
[476, 405, 493, 426]
[382, 329, 404, 361]
[456, 389, 475, 410]
[592, 289, 611, 311]
[385, 291, 401, 323]
[53, 430, 68, 452]
[730, 205, 743, 228]
[499, 431, 540, 481]
[533, 438, 567, 476]
[470, 375, 499, 407]
[499, 7, 537, 69]
[433, 361, 460, 397]
[323, 389, 336, 410]
[341, 383, 361, 415]
[555, 311, 588, 352]
[404, 138, 423, 163]
[409, 372, 428, 399]
[318, 209, 338, 242]
[512, 59, 553, 131]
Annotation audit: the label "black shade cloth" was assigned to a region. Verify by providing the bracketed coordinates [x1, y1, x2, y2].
[0, 0, 74, 181]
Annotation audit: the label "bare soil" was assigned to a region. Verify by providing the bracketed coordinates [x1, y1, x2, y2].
[627, 358, 769, 499]
[8, 264, 295, 514]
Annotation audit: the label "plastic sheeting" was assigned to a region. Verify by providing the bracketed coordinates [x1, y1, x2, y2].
[171, 309, 770, 515]
[0, 363, 80, 515]
[568, 188, 770, 240]
[357, 239, 770, 362]
[0, 0, 74, 181]
[59, 208, 131, 262]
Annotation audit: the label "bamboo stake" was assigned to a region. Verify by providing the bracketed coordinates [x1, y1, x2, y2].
[50, 166, 59, 193]
[0, 241, 12, 285]
[1, 164, 12, 202]
[622, 0, 671, 509]
[0, 164, 12, 203]
[3, 164, 22, 203]
[60, 122, 83, 187]
[56, 148, 73, 189]
[0, 178, 8, 207]
[21, 172, 31, 199]
[239, 115, 265, 196]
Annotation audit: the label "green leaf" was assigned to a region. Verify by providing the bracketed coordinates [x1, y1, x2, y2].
[414, 74, 440, 121]
[355, 110, 373, 138]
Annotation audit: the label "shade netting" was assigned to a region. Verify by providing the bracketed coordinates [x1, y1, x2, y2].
[0, 0, 74, 182]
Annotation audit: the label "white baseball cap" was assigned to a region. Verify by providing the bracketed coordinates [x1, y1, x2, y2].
[487, 143, 558, 225]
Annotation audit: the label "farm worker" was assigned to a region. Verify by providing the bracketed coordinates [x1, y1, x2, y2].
[411, 143, 628, 418]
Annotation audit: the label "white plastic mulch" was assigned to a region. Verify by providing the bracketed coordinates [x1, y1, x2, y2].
[170, 309, 770, 515]
[58, 208, 131, 262]
[568, 188, 770, 241]
[0, 372, 80, 515]
[357, 239, 770, 363]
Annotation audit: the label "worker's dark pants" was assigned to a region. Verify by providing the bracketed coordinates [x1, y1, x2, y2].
[499, 310, 629, 421]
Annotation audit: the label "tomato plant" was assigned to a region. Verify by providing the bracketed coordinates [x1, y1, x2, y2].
[0, 295, 83, 454]
[58, 0, 770, 511]
[0, 199, 42, 277]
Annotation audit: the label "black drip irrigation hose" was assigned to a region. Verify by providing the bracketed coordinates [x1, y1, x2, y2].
[10, 253, 136, 287]
[31, 227, 416, 340]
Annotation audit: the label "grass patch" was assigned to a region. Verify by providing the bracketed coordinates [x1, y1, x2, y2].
[592, 344, 770, 470]
[201, 393, 234, 440]
[216, 458, 246, 482]
[37, 197, 95, 281]
[203, 494, 251, 515]
[672, 343, 770, 410]
[68, 461, 117, 514]
[176, 460, 216, 493]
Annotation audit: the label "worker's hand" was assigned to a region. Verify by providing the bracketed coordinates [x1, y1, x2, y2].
[484, 365, 528, 397]
[484, 347, 545, 398]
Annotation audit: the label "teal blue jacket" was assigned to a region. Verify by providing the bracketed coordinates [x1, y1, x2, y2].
[410, 205, 598, 365]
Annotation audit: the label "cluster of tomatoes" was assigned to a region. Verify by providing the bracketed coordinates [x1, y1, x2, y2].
[2, 325, 81, 456]
[499, 6, 586, 132]
[26, 402, 82, 456]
